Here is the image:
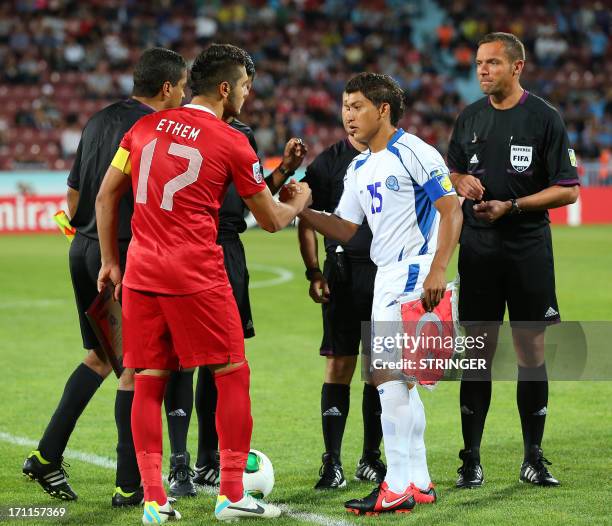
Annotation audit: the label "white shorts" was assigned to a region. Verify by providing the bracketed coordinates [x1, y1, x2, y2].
[372, 254, 433, 322]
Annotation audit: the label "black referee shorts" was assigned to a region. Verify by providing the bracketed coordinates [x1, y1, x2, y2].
[320, 254, 376, 357]
[458, 225, 560, 327]
[221, 238, 255, 339]
[69, 232, 129, 350]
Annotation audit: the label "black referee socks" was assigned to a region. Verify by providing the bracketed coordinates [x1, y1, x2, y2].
[459, 376, 492, 458]
[164, 370, 194, 455]
[114, 389, 140, 489]
[38, 363, 104, 463]
[321, 383, 350, 462]
[517, 364, 549, 460]
[362, 383, 382, 458]
[195, 366, 219, 467]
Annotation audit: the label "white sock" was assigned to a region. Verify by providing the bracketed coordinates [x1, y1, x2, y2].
[408, 386, 431, 490]
[378, 380, 413, 494]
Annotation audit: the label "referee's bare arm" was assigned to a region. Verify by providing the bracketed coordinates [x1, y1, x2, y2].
[298, 207, 359, 245]
[422, 195, 463, 310]
[473, 185, 579, 222]
[449, 171, 485, 201]
[96, 165, 131, 299]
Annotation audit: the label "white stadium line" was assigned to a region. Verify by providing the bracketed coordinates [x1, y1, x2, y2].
[0, 299, 70, 309]
[1, 430, 353, 526]
[248, 263, 294, 289]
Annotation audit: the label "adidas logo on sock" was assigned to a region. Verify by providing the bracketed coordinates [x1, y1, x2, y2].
[323, 407, 342, 417]
[168, 409, 187, 417]
[470, 154, 479, 164]
[545, 307, 558, 318]
[533, 406, 547, 416]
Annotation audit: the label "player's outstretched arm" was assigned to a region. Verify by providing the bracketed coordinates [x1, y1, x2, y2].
[422, 195, 463, 311]
[95, 165, 131, 300]
[298, 216, 330, 303]
[298, 207, 359, 244]
[243, 183, 311, 233]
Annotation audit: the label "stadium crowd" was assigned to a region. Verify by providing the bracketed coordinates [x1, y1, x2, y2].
[0, 0, 609, 173]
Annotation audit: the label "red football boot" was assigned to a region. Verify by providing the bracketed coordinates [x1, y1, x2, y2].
[410, 482, 437, 504]
[344, 482, 416, 516]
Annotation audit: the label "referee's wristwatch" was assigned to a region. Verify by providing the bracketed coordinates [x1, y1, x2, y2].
[279, 165, 295, 178]
[509, 198, 522, 215]
[305, 267, 322, 280]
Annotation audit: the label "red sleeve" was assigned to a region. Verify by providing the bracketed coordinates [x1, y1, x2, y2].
[230, 133, 267, 198]
[119, 124, 134, 151]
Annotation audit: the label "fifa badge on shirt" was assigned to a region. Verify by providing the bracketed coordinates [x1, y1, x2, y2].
[568, 148, 577, 167]
[510, 145, 533, 172]
[385, 175, 400, 191]
[252, 161, 263, 183]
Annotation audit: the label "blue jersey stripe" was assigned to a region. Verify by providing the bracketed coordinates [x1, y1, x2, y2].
[404, 263, 420, 293]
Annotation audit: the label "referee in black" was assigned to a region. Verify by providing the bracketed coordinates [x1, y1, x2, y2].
[161, 45, 308, 496]
[447, 33, 579, 488]
[298, 93, 385, 490]
[22, 48, 187, 506]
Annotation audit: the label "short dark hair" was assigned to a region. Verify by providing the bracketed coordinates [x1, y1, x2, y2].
[478, 32, 526, 62]
[344, 73, 405, 126]
[190, 44, 254, 96]
[132, 48, 186, 97]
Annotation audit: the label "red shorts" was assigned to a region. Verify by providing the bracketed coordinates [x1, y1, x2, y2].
[122, 285, 245, 370]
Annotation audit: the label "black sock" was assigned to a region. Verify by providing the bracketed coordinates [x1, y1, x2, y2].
[38, 363, 104, 463]
[361, 383, 382, 458]
[114, 390, 140, 489]
[195, 367, 218, 467]
[459, 376, 492, 461]
[164, 370, 194, 455]
[517, 364, 548, 460]
[321, 383, 350, 462]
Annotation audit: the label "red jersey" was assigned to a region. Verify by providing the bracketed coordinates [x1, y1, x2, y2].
[120, 104, 265, 294]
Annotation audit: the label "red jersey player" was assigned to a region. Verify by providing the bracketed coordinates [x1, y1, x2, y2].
[96, 44, 311, 524]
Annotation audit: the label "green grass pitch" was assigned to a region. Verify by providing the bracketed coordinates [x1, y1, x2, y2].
[0, 225, 610, 525]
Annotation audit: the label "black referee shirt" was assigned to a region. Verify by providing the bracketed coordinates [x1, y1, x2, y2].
[217, 118, 260, 243]
[302, 138, 372, 261]
[67, 98, 154, 240]
[447, 91, 579, 231]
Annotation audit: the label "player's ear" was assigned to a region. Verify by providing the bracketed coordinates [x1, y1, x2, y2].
[219, 80, 231, 101]
[379, 102, 390, 122]
[160, 80, 172, 99]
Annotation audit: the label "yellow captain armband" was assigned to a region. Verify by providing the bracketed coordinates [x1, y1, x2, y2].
[111, 147, 131, 174]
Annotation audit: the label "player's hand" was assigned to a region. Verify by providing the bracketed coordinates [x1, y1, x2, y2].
[309, 272, 330, 304]
[422, 266, 446, 312]
[473, 200, 511, 222]
[97, 263, 123, 301]
[281, 138, 308, 173]
[279, 179, 301, 202]
[283, 182, 312, 211]
[454, 174, 485, 201]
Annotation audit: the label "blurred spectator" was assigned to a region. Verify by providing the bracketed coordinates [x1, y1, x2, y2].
[0, 0, 608, 171]
[60, 113, 81, 158]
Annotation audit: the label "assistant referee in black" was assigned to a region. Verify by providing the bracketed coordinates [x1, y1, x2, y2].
[448, 33, 579, 488]
[22, 48, 187, 506]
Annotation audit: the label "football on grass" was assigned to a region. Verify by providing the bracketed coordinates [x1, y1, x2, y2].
[243, 449, 275, 498]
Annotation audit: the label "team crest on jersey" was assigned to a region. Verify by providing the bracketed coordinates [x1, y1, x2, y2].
[385, 175, 400, 191]
[252, 161, 263, 183]
[568, 148, 577, 167]
[510, 145, 532, 172]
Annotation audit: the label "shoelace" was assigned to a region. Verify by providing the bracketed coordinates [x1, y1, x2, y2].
[534, 456, 553, 475]
[59, 459, 71, 479]
[169, 464, 195, 482]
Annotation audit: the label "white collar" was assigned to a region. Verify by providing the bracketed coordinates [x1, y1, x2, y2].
[183, 103, 217, 117]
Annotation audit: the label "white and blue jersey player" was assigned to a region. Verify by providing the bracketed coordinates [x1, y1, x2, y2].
[299, 73, 462, 515]
[335, 128, 456, 323]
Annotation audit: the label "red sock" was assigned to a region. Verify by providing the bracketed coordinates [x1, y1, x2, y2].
[214, 362, 252, 502]
[132, 374, 168, 505]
